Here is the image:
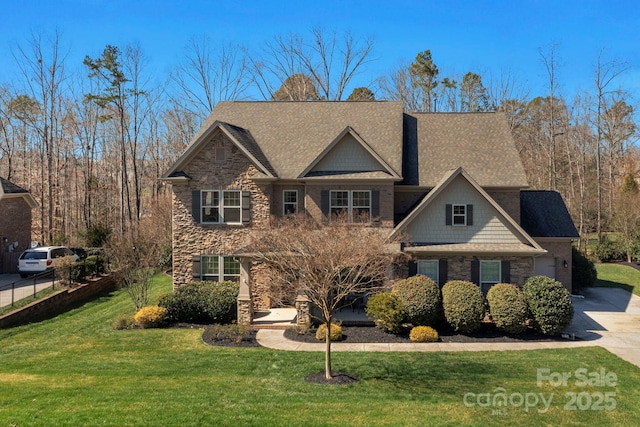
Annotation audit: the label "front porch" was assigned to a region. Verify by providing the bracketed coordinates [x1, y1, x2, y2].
[249, 306, 373, 329]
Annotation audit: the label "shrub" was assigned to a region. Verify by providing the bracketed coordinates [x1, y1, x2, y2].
[315, 323, 343, 341]
[365, 291, 405, 333]
[409, 326, 439, 342]
[595, 236, 624, 262]
[134, 305, 168, 328]
[159, 281, 239, 324]
[486, 283, 528, 334]
[572, 247, 597, 289]
[523, 276, 574, 336]
[441, 280, 485, 333]
[392, 275, 442, 326]
[203, 323, 252, 344]
[112, 313, 135, 330]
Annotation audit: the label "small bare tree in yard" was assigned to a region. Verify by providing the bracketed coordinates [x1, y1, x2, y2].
[248, 215, 399, 381]
[105, 196, 172, 310]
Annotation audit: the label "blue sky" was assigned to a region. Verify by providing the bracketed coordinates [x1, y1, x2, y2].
[2, 0, 639, 101]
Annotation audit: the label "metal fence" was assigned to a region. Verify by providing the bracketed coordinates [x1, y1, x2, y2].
[0, 269, 58, 308]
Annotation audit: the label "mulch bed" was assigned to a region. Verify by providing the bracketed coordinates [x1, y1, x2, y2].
[283, 324, 563, 344]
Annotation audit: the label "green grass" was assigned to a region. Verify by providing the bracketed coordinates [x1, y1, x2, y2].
[595, 263, 640, 296]
[1, 274, 639, 426]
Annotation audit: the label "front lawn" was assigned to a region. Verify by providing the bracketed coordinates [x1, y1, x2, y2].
[0, 274, 639, 426]
[595, 263, 640, 296]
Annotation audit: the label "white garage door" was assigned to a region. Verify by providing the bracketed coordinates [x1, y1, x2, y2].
[534, 257, 557, 279]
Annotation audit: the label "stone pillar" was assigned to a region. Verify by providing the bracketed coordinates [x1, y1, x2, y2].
[237, 257, 253, 325]
[294, 291, 311, 326]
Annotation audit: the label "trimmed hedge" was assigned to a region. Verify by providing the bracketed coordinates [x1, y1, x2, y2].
[315, 323, 343, 341]
[486, 283, 528, 334]
[365, 291, 404, 333]
[441, 280, 485, 333]
[523, 276, 574, 336]
[392, 275, 442, 326]
[409, 326, 439, 342]
[159, 280, 239, 324]
[134, 305, 167, 329]
[572, 247, 597, 289]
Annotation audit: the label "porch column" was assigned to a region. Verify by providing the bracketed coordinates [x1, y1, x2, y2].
[237, 257, 253, 325]
[294, 290, 311, 326]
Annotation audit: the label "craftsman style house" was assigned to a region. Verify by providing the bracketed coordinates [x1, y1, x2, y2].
[162, 101, 578, 324]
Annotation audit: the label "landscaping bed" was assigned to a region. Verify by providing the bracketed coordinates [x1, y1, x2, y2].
[283, 324, 562, 344]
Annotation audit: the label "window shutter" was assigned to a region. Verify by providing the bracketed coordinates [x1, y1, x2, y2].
[501, 260, 511, 284]
[242, 192, 251, 225]
[439, 259, 448, 286]
[408, 260, 417, 276]
[445, 204, 452, 225]
[371, 190, 380, 218]
[192, 255, 201, 280]
[321, 190, 330, 217]
[467, 204, 474, 226]
[470, 259, 480, 285]
[192, 190, 201, 223]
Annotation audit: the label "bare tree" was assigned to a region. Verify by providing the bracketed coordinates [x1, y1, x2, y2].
[169, 36, 250, 121]
[247, 215, 398, 380]
[592, 50, 630, 245]
[250, 28, 374, 101]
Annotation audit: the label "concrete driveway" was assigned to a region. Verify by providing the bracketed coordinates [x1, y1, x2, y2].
[0, 273, 57, 308]
[567, 287, 640, 368]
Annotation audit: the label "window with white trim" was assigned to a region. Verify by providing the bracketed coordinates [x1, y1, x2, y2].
[201, 190, 241, 224]
[330, 190, 371, 222]
[452, 204, 467, 226]
[283, 190, 298, 215]
[417, 259, 439, 283]
[201, 255, 240, 282]
[480, 260, 501, 293]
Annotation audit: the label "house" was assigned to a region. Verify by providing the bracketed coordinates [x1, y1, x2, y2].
[162, 101, 579, 324]
[0, 177, 38, 273]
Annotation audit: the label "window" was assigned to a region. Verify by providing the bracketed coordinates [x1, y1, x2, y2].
[201, 255, 240, 282]
[446, 204, 473, 226]
[480, 260, 501, 293]
[330, 190, 371, 222]
[201, 190, 241, 224]
[452, 204, 467, 226]
[283, 190, 298, 215]
[417, 260, 439, 283]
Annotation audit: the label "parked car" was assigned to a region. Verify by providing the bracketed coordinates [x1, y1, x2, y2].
[17, 246, 80, 278]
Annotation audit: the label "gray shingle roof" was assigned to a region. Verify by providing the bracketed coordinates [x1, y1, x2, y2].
[520, 190, 579, 238]
[0, 177, 29, 194]
[405, 112, 529, 188]
[193, 101, 405, 180]
[218, 122, 277, 177]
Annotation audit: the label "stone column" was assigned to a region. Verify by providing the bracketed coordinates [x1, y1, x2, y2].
[237, 257, 253, 325]
[294, 291, 311, 326]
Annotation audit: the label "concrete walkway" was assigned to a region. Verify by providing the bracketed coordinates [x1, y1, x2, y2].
[0, 274, 57, 308]
[256, 287, 640, 369]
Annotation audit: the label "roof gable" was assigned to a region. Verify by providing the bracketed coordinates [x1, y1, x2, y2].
[184, 101, 404, 180]
[0, 177, 37, 208]
[392, 168, 543, 252]
[300, 127, 401, 180]
[162, 121, 276, 181]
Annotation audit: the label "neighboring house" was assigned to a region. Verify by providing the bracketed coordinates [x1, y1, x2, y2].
[0, 177, 38, 274]
[162, 101, 579, 324]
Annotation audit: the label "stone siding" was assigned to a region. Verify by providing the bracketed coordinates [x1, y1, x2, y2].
[305, 183, 395, 228]
[415, 255, 533, 287]
[171, 130, 271, 289]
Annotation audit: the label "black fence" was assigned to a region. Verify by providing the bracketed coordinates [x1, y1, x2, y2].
[0, 269, 58, 307]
